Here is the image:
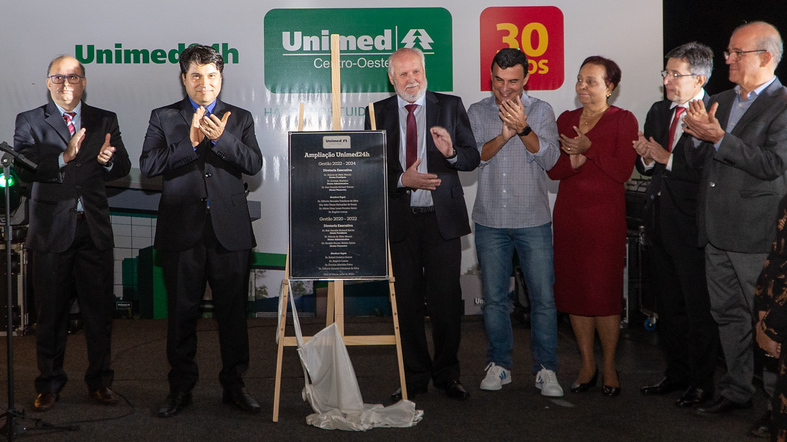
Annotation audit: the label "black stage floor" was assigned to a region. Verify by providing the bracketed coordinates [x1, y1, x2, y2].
[0, 316, 766, 441]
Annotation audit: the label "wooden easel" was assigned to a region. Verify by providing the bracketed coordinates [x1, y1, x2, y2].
[271, 35, 407, 422]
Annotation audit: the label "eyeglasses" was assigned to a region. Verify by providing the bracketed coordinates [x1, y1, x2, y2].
[47, 74, 84, 84]
[660, 71, 697, 79]
[723, 49, 766, 61]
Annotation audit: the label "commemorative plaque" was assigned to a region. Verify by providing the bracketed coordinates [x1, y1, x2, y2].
[289, 131, 388, 279]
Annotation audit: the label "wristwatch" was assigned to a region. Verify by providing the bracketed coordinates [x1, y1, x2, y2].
[518, 126, 532, 137]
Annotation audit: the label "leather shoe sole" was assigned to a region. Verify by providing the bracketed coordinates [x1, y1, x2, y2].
[442, 380, 470, 400]
[158, 391, 192, 418]
[33, 392, 59, 412]
[391, 385, 428, 402]
[675, 387, 711, 408]
[696, 396, 752, 415]
[749, 410, 771, 438]
[222, 388, 261, 413]
[640, 377, 686, 395]
[89, 386, 118, 405]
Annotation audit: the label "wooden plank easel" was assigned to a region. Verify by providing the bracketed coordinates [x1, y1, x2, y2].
[271, 35, 407, 422]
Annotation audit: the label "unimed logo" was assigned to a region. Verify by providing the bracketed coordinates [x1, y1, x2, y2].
[74, 43, 239, 65]
[264, 8, 453, 94]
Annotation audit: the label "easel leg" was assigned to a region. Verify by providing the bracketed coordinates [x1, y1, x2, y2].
[388, 245, 408, 401]
[272, 279, 290, 422]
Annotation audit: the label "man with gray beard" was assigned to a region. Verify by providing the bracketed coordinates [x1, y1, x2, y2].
[364, 48, 479, 401]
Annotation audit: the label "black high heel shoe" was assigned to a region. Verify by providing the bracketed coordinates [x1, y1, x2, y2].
[570, 368, 598, 393]
[602, 370, 621, 397]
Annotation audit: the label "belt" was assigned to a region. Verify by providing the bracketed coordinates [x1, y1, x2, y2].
[410, 206, 435, 214]
[75, 212, 86, 220]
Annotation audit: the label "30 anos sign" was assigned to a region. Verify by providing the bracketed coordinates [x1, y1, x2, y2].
[479, 6, 565, 91]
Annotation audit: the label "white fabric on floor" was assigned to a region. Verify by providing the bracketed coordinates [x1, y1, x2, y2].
[283, 281, 423, 430]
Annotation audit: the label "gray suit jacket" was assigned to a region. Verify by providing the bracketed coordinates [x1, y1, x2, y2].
[686, 78, 787, 253]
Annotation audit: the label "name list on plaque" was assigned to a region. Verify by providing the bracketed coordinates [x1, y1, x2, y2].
[289, 131, 388, 279]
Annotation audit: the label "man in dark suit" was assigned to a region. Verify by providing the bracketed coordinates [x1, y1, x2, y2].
[634, 42, 719, 408]
[140, 45, 263, 417]
[364, 47, 479, 401]
[684, 22, 787, 420]
[14, 55, 131, 411]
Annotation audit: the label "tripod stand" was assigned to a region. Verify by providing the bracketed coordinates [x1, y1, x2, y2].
[0, 141, 36, 440]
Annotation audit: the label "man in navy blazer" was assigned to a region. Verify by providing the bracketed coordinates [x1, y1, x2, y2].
[140, 45, 263, 417]
[634, 42, 719, 408]
[14, 55, 131, 411]
[364, 48, 479, 401]
[684, 22, 787, 419]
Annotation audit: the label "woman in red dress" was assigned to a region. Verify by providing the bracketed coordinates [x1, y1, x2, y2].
[547, 56, 638, 396]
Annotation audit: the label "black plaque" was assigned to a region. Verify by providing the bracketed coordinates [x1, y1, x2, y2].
[289, 131, 388, 279]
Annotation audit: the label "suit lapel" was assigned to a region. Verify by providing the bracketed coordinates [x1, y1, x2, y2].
[714, 91, 735, 131]
[44, 101, 72, 146]
[382, 97, 403, 175]
[179, 97, 194, 126]
[733, 79, 783, 135]
[425, 91, 439, 154]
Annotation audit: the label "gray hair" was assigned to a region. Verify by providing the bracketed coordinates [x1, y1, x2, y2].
[666, 42, 713, 85]
[387, 48, 426, 78]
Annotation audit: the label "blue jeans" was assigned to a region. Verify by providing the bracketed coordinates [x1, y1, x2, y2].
[475, 223, 558, 373]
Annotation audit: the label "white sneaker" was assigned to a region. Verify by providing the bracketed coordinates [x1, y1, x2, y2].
[480, 362, 511, 391]
[535, 366, 564, 397]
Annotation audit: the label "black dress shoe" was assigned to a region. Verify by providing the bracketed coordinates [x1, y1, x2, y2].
[391, 385, 428, 402]
[675, 386, 712, 408]
[157, 391, 192, 418]
[442, 380, 470, 400]
[640, 377, 686, 395]
[89, 386, 118, 405]
[570, 368, 598, 393]
[222, 387, 261, 413]
[749, 410, 771, 438]
[696, 396, 752, 415]
[33, 392, 59, 412]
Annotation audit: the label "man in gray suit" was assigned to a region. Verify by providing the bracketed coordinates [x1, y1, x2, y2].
[684, 21, 787, 417]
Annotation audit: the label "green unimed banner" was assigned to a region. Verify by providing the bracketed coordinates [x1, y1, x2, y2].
[264, 8, 453, 94]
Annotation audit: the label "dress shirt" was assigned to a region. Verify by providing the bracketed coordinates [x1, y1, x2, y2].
[396, 94, 434, 207]
[641, 89, 705, 172]
[468, 92, 560, 228]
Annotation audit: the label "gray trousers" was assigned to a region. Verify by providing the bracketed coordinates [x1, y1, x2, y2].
[705, 243, 770, 403]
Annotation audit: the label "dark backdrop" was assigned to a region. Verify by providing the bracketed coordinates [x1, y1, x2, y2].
[664, 0, 787, 95]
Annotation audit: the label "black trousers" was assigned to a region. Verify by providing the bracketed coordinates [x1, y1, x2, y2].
[33, 216, 115, 394]
[648, 229, 719, 392]
[160, 215, 251, 393]
[390, 211, 463, 389]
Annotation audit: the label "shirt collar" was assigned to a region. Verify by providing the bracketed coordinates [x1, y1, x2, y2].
[188, 97, 217, 114]
[671, 89, 706, 110]
[734, 76, 777, 100]
[54, 101, 82, 116]
[397, 93, 426, 110]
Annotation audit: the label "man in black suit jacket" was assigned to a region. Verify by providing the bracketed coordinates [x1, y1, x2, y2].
[14, 55, 131, 411]
[684, 22, 787, 420]
[364, 48, 479, 401]
[634, 42, 719, 408]
[140, 45, 263, 417]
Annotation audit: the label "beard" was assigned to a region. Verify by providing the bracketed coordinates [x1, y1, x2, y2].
[395, 78, 428, 102]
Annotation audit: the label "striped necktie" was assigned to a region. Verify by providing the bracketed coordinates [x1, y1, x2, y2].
[63, 112, 76, 136]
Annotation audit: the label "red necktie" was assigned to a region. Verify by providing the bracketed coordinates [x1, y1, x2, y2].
[405, 104, 417, 169]
[667, 107, 685, 152]
[63, 112, 76, 136]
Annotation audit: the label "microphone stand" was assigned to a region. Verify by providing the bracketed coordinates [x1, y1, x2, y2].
[0, 141, 35, 440]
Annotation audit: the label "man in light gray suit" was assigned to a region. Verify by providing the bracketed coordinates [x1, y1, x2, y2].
[684, 21, 787, 421]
